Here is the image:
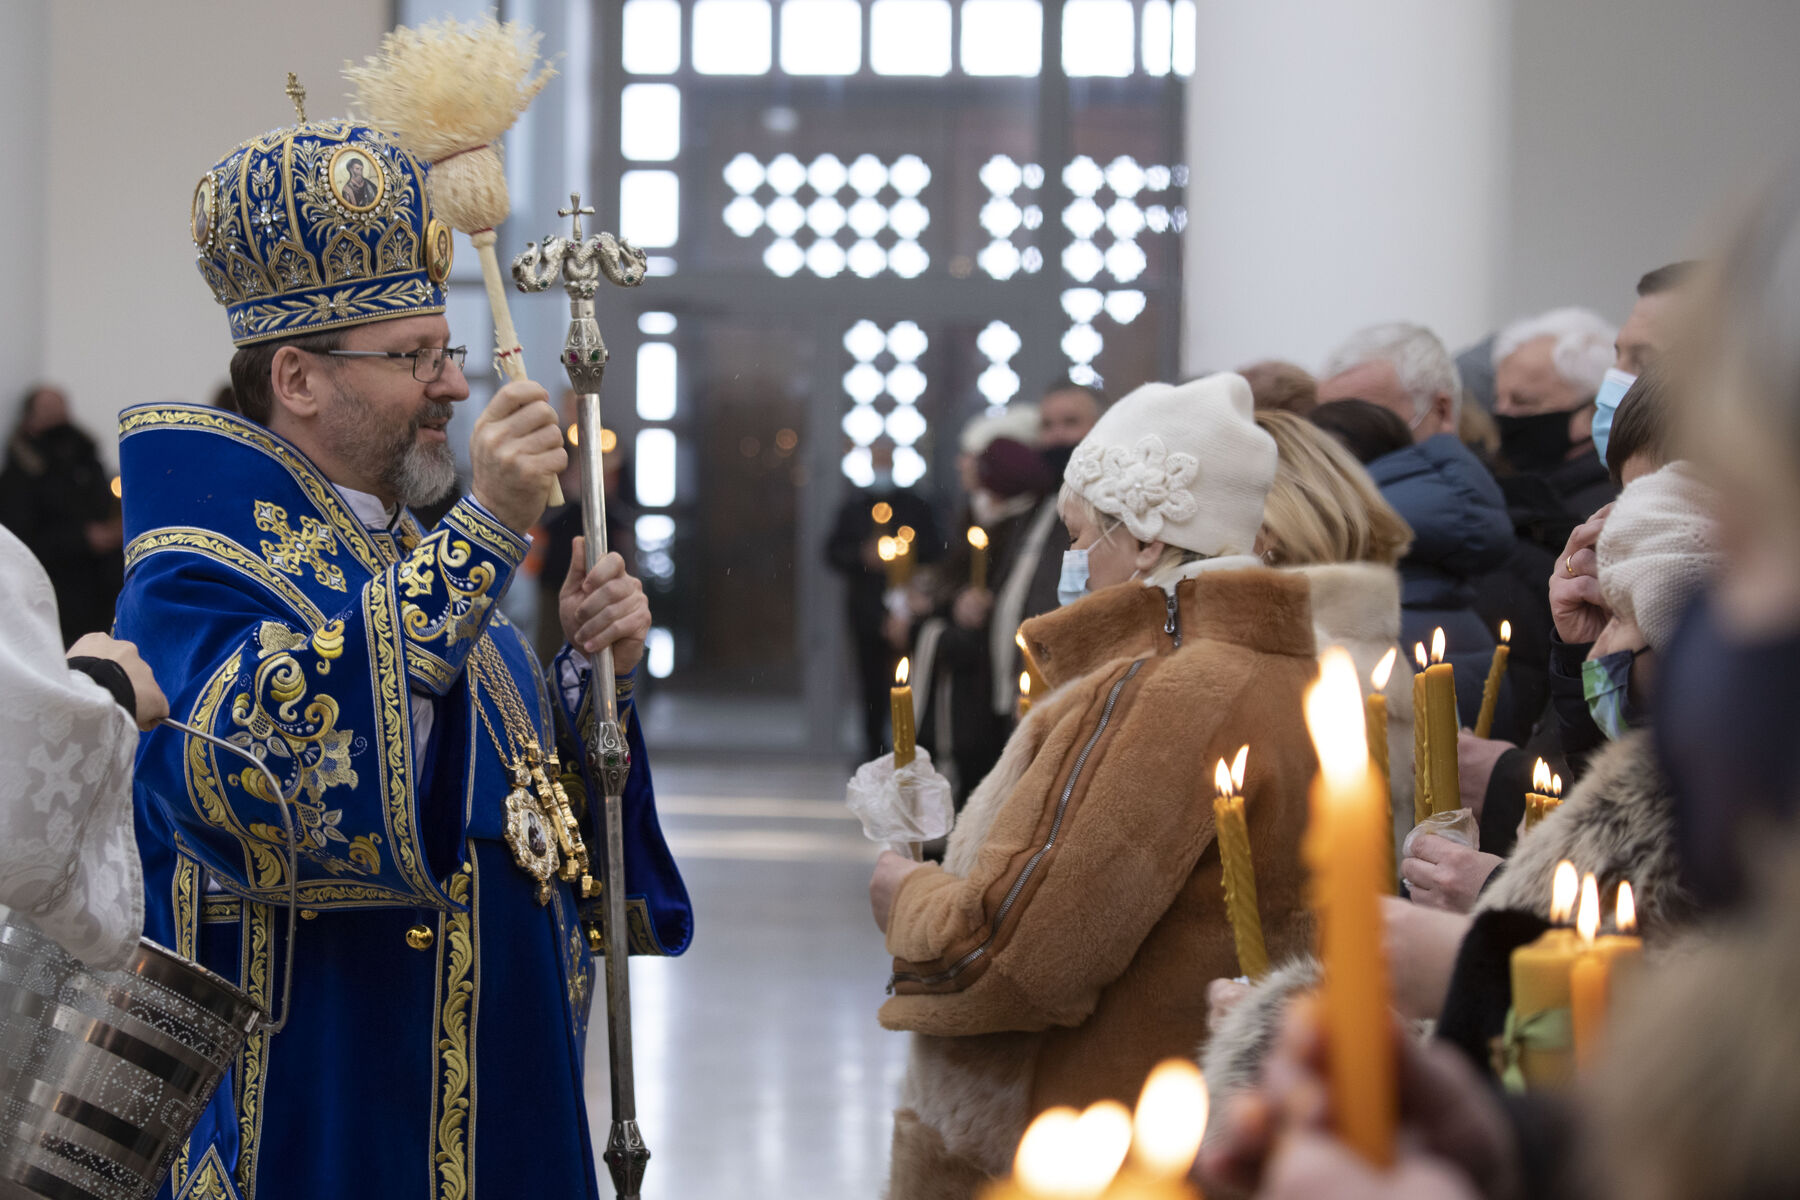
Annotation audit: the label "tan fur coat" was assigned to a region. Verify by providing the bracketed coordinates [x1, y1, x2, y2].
[880, 568, 1319, 1197]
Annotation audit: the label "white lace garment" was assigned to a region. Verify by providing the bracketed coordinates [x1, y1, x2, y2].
[0, 526, 143, 967]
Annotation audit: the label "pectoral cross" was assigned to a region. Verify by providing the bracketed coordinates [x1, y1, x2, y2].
[558, 193, 597, 241]
[285, 72, 307, 124]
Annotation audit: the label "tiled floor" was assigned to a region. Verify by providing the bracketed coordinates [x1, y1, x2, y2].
[585, 755, 907, 1198]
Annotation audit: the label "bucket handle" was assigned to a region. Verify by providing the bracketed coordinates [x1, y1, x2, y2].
[157, 718, 302, 1035]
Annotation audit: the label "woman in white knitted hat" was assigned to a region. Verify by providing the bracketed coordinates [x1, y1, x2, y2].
[867, 372, 1322, 1199]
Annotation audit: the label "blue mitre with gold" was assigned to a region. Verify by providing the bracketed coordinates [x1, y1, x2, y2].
[191, 75, 453, 346]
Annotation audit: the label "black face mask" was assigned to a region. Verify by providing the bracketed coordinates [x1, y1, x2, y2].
[1494, 409, 1580, 474]
[1655, 592, 1800, 911]
[1039, 444, 1075, 480]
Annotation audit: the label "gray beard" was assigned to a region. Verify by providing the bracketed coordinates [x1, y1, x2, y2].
[325, 379, 458, 510]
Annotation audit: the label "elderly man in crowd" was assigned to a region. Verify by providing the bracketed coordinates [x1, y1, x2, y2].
[1316, 323, 1517, 732]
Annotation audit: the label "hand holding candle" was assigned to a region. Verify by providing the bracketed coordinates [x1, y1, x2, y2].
[1474, 620, 1511, 738]
[1213, 746, 1269, 980]
[968, 525, 990, 590]
[1302, 648, 1397, 1166]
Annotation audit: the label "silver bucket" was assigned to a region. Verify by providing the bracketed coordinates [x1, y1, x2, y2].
[0, 917, 260, 1200]
[0, 717, 300, 1200]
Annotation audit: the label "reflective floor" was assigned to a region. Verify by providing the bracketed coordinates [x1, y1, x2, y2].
[586, 755, 906, 1199]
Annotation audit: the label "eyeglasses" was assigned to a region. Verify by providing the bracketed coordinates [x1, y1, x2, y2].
[316, 346, 468, 382]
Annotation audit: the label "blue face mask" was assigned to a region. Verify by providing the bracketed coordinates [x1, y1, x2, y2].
[1582, 649, 1642, 740]
[1591, 367, 1635, 466]
[1057, 547, 1090, 607]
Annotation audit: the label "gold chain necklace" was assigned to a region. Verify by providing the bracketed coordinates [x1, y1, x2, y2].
[467, 636, 595, 903]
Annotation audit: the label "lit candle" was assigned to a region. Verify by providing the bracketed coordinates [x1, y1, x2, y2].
[1212, 746, 1269, 980]
[1016, 629, 1046, 700]
[1128, 1060, 1209, 1183]
[891, 657, 916, 769]
[1424, 629, 1461, 815]
[878, 536, 902, 589]
[1412, 642, 1431, 825]
[1569, 874, 1606, 1069]
[1017, 671, 1033, 719]
[1507, 861, 1581, 1090]
[1525, 758, 1553, 831]
[872, 500, 894, 527]
[968, 525, 990, 590]
[1573, 881, 1645, 1071]
[1366, 648, 1397, 893]
[981, 1102, 1132, 1200]
[1302, 648, 1397, 1166]
[895, 534, 915, 585]
[1474, 620, 1510, 738]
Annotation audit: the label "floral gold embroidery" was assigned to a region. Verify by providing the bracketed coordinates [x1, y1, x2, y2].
[397, 529, 496, 649]
[434, 868, 475, 1200]
[255, 500, 346, 591]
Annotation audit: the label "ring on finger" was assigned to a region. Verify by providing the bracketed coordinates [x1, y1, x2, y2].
[1565, 554, 1576, 577]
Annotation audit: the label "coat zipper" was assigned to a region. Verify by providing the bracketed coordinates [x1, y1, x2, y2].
[1164, 590, 1182, 648]
[888, 658, 1147, 993]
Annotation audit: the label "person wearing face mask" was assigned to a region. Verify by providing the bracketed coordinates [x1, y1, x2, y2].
[826, 438, 946, 761]
[1591, 262, 1701, 471]
[1316, 324, 1521, 735]
[867, 373, 1321, 1200]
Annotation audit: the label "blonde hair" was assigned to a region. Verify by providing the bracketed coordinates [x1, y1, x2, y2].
[1254, 411, 1413, 567]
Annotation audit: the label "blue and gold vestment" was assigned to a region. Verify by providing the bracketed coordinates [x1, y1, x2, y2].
[113, 404, 691, 1200]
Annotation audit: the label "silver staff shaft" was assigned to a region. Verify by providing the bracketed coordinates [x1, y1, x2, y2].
[575, 381, 649, 1199]
[513, 192, 652, 1200]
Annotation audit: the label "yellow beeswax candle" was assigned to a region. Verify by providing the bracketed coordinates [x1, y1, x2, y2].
[891, 657, 916, 769]
[1124, 1060, 1209, 1195]
[1412, 643, 1431, 825]
[878, 535, 902, 589]
[1212, 747, 1268, 979]
[1367, 648, 1398, 893]
[1507, 861, 1581, 1089]
[1424, 628, 1461, 815]
[1569, 874, 1607, 1070]
[968, 526, 990, 590]
[1303, 649, 1397, 1167]
[1474, 620, 1511, 738]
[1017, 671, 1033, 719]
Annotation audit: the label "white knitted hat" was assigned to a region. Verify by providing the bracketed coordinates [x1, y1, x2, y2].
[1063, 372, 1277, 556]
[1596, 461, 1723, 652]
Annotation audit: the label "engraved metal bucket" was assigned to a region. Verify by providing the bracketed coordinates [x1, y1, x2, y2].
[0, 915, 260, 1200]
[0, 717, 300, 1200]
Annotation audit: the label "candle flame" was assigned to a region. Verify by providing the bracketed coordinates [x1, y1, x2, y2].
[1551, 773, 1563, 798]
[1577, 873, 1600, 943]
[872, 502, 893, 524]
[896, 657, 910, 686]
[567, 422, 579, 445]
[1551, 861, 1579, 923]
[897, 525, 916, 544]
[109, 475, 122, 499]
[1616, 881, 1636, 934]
[1430, 627, 1446, 663]
[1414, 642, 1428, 670]
[1131, 1059, 1210, 1179]
[1016, 630, 1028, 652]
[1533, 757, 1552, 792]
[1305, 648, 1370, 791]
[967, 526, 988, 550]
[878, 536, 897, 562]
[1231, 744, 1249, 792]
[1213, 759, 1234, 798]
[1020, 671, 1032, 697]
[1014, 1102, 1131, 1197]
[1371, 646, 1398, 690]
[1500, 619, 1512, 644]
[895, 537, 912, 557]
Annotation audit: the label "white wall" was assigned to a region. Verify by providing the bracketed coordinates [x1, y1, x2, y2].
[43, 0, 389, 458]
[0, 0, 49, 415]
[1182, 0, 1511, 376]
[1498, 0, 1800, 326]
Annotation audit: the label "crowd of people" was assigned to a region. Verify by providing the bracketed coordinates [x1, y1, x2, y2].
[852, 162, 1800, 1198]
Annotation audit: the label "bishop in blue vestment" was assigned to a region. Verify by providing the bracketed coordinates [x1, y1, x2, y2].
[112, 100, 690, 1200]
